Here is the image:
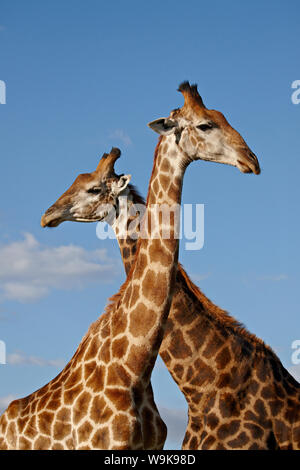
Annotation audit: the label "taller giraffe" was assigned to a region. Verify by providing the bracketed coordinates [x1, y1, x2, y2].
[42, 83, 299, 449]
[0, 82, 255, 451]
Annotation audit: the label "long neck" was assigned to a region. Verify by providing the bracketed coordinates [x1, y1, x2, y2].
[119, 135, 188, 384]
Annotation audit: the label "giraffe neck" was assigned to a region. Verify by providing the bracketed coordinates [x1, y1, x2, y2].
[112, 134, 189, 385]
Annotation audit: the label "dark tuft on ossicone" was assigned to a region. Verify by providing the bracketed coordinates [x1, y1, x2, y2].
[110, 147, 121, 158]
[178, 81, 193, 93]
[178, 81, 205, 108]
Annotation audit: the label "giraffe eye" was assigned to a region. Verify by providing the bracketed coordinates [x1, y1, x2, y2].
[197, 122, 215, 132]
[87, 187, 102, 195]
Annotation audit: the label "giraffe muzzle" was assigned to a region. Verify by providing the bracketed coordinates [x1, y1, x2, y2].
[238, 150, 261, 175]
[40, 208, 65, 228]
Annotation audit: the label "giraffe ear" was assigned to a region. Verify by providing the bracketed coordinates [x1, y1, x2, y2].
[148, 118, 177, 135]
[112, 174, 131, 195]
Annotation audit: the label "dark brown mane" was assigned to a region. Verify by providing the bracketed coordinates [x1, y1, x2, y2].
[177, 264, 274, 353]
[128, 184, 145, 206]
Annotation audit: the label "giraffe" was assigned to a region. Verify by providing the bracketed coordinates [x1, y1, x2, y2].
[0, 166, 170, 449]
[0, 82, 249, 451]
[40, 82, 300, 450]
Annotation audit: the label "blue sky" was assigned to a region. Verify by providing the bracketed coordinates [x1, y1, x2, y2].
[0, 0, 299, 449]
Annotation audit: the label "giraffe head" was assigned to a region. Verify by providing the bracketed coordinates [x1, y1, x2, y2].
[41, 148, 131, 227]
[148, 81, 260, 175]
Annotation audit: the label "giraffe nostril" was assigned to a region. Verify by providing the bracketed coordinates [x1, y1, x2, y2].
[247, 151, 261, 175]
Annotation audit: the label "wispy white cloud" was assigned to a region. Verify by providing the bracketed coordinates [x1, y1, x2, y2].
[256, 274, 288, 282]
[109, 129, 132, 147]
[0, 26, 5, 32]
[7, 351, 65, 368]
[0, 233, 121, 303]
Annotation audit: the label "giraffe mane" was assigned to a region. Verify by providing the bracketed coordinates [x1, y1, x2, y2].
[127, 184, 145, 206]
[177, 264, 275, 354]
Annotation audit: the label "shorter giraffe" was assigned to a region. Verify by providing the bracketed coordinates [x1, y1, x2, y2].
[41, 83, 300, 450]
[0, 148, 167, 450]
